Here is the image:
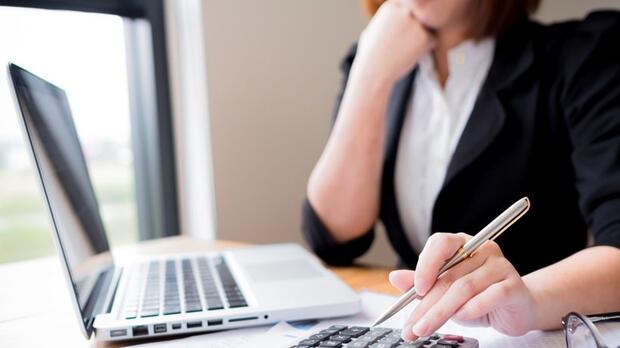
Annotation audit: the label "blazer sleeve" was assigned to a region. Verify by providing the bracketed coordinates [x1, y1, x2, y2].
[301, 43, 376, 265]
[562, 11, 620, 248]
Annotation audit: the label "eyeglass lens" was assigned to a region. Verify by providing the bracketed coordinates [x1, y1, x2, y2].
[566, 315, 598, 348]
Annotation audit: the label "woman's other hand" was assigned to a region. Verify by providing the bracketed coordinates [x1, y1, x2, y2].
[389, 233, 539, 341]
[351, 0, 434, 87]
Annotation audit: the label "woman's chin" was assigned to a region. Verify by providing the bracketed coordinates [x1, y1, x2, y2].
[417, 18, 442, 32]
[410, 11, 444, 30]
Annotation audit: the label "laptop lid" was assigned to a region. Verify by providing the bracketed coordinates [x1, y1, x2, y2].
[8, 63, 116, 338]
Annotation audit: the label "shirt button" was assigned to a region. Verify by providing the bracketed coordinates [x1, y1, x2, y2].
[454, 52, 466, 65]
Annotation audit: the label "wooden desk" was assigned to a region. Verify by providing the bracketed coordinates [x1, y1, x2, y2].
[0, 236, 398, 347]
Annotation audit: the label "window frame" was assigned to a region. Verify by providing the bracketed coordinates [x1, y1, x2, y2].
[0, 0, 180, 240]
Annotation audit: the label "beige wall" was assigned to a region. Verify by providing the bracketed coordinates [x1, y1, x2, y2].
[200, 0, 619, 267]
[536, 0, 620, 22]
[202, 1, 387, 256]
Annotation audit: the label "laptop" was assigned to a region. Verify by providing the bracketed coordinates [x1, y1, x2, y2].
[7, 63, 360, 341]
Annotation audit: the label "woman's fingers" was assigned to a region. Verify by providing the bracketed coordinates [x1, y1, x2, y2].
[400, 241, 487, 341]
[400, 239, 501, 342]
[389, 270, 416, 293]
[353, 0, 434, 84]
[454, 279, 516, 322]
[410, 255, 510, 337]
[415, 233, 470, 296]
[396, 234, 533, 341]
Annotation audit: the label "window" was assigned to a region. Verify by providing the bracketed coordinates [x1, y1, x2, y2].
[0, 0, 178, 264]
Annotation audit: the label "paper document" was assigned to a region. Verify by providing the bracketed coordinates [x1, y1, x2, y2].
[128, 290, 620, 348]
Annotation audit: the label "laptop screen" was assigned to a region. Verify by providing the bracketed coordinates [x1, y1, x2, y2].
[8, 63, 115, 337]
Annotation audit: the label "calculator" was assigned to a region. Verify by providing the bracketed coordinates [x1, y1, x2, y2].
[290, 325, 479, 347]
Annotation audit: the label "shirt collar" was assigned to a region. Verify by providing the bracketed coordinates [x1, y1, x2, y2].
[417, 37, 496, 82]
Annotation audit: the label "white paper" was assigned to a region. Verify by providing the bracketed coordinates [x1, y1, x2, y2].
[249, 321, 314, 348]
[599, 322, 620, 346]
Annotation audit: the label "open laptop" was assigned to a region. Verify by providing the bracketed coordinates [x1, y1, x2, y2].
[7, 63, 360, 341]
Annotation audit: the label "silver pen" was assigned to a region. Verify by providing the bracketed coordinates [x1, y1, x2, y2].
[371, 197, 531, 327]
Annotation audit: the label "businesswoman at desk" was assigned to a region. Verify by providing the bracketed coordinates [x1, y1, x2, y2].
[302, 0, 620, 342]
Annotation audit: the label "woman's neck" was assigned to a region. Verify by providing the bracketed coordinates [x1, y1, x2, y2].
[432, 25, 470, 87]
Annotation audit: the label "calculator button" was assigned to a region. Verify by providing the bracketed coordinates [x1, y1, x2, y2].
[370, 343, 399, 348]
[309, 333, 331, 340]
[436, 339, 460, 347]
[441, 335, 464, 343]
[395, 342, 425, 348]
[341, 327, 369, 337]
[378, 335, 402, 344]
[330, 335, 351, 343]
[371, 328, 393, 334]
[357, 334, 377, 341]
[297, 338, 320, 347]
[322, 328, 343, 335]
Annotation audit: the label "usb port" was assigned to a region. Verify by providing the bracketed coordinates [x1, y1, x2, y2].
[110, 329, 127, 337]
[154, 324, 167, 333]
[208, 319, 223, 326]
[132, 325, 148, 336]
[187, 321, 203, 329]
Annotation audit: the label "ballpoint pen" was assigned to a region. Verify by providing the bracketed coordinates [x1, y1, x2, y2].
[371, 197, 531, 327]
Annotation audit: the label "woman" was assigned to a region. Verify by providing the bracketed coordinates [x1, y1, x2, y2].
[302, 0, 620, 341]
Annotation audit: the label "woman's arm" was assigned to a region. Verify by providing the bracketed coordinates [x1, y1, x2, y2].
[307, 0, 433, 243]
[306, 60, 391, 242]
[523, 11, 620, 332]
[525, 246, 620, 330]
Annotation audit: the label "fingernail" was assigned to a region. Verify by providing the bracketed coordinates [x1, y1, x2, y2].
[401, 323, 416, 342]
[415, 281, 426, 295]
[388, 271, 397, 283]
[413, 317, 429, 337]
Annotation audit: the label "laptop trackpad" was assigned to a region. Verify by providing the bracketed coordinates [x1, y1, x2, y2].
[245, 259, 322, 282]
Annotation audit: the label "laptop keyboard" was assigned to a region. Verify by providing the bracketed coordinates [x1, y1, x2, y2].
[198, 257, 224, 310]
[163, 260, 181, 315]
[182, 259, 202, 312]
[122, 256, 247, 319]
[140, 262, 161, 317]
[216, 256, 248, 308]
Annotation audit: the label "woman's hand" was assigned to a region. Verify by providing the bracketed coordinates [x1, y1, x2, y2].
[351, 0, 434, 87]
[390, 233, 539, 342]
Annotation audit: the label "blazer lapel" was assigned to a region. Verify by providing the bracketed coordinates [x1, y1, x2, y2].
[443, 18, 535, 187]
[443, 90, 506, 185]
[384, 69, 416, 160]
[381, 68, 420, 266]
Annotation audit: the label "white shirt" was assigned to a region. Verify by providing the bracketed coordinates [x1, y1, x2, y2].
[395, 38, 495, 253]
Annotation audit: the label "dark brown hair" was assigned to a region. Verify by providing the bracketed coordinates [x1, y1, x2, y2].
[361, 0, 541, 39]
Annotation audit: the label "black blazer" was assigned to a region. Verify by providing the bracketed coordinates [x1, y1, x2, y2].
[302, 11, 620, 276]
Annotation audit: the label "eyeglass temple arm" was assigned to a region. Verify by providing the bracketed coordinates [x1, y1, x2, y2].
[588, 311, 620, 323]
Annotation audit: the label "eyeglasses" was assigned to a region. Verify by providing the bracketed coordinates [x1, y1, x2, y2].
[562, 312, 620, 348]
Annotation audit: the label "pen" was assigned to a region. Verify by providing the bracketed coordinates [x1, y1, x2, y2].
[371, 197, 531, 327]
